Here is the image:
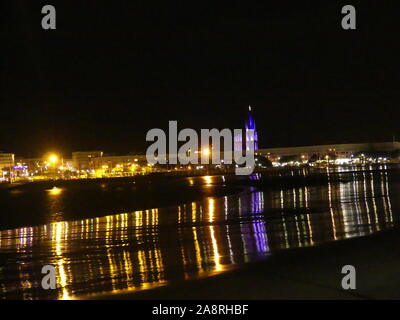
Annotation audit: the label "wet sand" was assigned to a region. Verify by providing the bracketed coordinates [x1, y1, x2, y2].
[92, 227, 400, 300]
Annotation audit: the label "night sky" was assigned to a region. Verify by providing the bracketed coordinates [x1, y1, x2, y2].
[1, 1, 399, 157]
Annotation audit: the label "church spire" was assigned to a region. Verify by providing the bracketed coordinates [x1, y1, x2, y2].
[234, 106, 260, 152]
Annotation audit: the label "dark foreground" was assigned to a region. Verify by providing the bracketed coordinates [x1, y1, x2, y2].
[92, 227, 400, 300]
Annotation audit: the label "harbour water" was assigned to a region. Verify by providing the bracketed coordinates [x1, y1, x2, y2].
[0, 165, 399, 299]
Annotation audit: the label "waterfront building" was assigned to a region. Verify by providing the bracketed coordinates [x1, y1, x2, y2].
[72, 151, 103, 172]
[0, 153, 15, 170]
[92, 154, 148, 177]
[259, 141, 400, 164]
[0, 153, 15, 180]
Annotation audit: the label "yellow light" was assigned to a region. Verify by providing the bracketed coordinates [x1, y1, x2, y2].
[202, 148, 210, 156]
[48, 186, 62, 196]
[48, 154, 58, 164]
[203, 175, 212, 186]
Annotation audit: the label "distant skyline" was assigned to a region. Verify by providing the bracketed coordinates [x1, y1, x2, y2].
[2, 1, 399, 157]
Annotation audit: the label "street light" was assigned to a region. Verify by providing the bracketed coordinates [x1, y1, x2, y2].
[48, 154, 58, 165]
[47, 154, 59, 179]
[202, 148, 210, 157]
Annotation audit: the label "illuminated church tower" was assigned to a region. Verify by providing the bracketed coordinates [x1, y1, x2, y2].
[234, 106, 259, 152]
[245, 105, 259, 151]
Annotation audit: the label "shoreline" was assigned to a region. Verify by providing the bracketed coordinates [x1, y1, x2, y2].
[2, 163, 399, 188]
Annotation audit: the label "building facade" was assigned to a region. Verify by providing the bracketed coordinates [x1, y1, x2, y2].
[0, 153, 15, 171]
[259, 141, 400, 162]
[72, 151, 103, 172]
[0, 153, 15, 180]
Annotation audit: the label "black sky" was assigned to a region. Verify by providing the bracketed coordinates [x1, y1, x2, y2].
[1, 1, 399, 157]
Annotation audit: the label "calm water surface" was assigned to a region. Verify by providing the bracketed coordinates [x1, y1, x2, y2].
[0, 166, 399, 299]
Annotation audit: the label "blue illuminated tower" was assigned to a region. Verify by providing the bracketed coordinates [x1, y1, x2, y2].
[234, 106, 259, 152]
[245, 105, 259, 151]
